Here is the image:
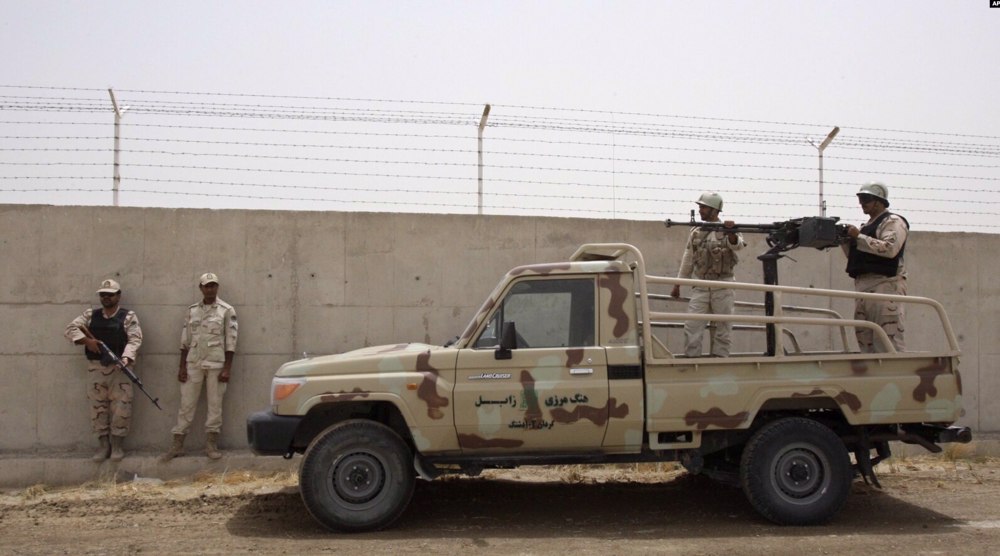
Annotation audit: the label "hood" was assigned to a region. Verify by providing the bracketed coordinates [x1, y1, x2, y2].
[275, 342, 454, 377]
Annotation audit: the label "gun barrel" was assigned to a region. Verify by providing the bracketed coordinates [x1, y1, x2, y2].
[664, 218, 784, 233]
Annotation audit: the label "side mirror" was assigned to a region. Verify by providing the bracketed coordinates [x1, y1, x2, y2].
[495, 321, 516, 360]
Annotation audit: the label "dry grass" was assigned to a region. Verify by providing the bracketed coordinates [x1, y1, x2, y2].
[21, 484, 47, 500]
[2, 469, 300, 508]
[941, 442, 978, 461]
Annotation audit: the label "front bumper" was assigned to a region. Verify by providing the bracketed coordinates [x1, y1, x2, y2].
[246, 410, 303, 456]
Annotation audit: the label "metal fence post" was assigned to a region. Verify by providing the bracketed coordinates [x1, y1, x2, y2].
[477, 104, 491, 215]
[108, 88, 127, 207]
[809, 126, 840, 217]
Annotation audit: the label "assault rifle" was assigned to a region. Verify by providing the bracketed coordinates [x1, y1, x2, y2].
[665, 211, 852, 355]
[80, 325, 162, 410]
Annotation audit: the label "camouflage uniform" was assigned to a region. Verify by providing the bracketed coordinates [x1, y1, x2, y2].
[65, 308, 143, 437]
[677, 227, 746, 357]
[844, 213, 908, 353]
[171, 298, 238, 435]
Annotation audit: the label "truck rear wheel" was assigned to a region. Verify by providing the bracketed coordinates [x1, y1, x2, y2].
[299, 420, 415, 532]
[740, 417, 852, 525]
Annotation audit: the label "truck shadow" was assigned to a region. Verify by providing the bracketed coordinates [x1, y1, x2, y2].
[225, 473, 958, 540]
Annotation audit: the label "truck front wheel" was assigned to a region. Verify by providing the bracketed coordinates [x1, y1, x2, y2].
[299, 420, 415, 532]
[740, 417, 852, 525]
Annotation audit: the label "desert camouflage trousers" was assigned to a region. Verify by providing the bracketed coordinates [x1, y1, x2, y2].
[87, 362, 133, 437]
[684, 285, 735, 357]
[854, 275, 906, 353]
[171, 367, 228, 435]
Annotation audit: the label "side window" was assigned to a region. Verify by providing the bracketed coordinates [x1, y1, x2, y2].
[474, 278, 595, 349]
[475, 313, 499, 348]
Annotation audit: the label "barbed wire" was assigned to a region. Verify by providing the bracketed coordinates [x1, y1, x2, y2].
[5, 174, 999, 206]
[5, 95, 998, 156]
[2, 85, 999, 232]
[5, 133, 1000, 172]
[3, 145, 998, 183]
[3, 183, 999, 228]
[4, 117, 997, 159]
[5, 85, 999, 140]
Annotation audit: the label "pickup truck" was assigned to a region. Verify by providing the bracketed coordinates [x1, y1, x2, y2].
[247, 243, 971, 532]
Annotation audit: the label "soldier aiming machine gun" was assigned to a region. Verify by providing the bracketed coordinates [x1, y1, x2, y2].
[665, 211, 852, 355]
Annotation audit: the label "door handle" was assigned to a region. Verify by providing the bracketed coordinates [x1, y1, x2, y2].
[569, 368, 594, 375]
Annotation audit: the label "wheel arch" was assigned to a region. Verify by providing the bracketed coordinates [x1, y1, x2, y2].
[293, 398, 416, 453]
[745, 388, 854, 434]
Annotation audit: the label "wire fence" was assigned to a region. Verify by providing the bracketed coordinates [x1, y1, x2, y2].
[1, 85, 998, 231]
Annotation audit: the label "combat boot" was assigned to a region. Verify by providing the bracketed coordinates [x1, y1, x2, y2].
[159, 434, 185, 462]
[92, 435, 111, 462]
[109, 435, 125, 462]
[206, 432, 222, 460]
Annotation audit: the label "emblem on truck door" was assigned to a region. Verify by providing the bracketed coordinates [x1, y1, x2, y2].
[468, 372, 513, 380]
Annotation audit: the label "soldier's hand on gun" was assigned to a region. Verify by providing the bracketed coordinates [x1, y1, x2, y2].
[846, 225, 860, 239]
[82, 337, 101, 354]
[121, 356, 131, 367]
[670, 284, 681, 298]
[723, 220, 738, 243]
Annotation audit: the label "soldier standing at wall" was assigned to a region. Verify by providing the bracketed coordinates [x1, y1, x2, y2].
[160, 273, 238, 461]
[843, 181, 909, 353]
[670, 193, 745, 357]
[64, 279, 143, 462]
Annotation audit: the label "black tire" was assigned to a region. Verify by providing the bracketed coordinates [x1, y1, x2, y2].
[299, 420, 415, 533]
[740, 417, 852, 525]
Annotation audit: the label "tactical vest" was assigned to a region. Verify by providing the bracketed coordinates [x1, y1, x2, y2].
[846, 212, 909, 278]
[86, 308, 128, 360]
[691, 228, 739, 280]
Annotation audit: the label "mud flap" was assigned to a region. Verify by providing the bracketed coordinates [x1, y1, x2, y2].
[414, 454, 441, 481]
[853, 430, 891, 489]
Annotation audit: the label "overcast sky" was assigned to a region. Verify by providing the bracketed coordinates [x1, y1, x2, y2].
[1, 1, 997, 228]
[4, 1, 994, 127]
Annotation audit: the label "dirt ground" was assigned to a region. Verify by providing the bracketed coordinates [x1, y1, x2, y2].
[2, 454, 1000, 555]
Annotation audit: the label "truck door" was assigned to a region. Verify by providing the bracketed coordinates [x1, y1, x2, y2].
[454, 276, 610, 452]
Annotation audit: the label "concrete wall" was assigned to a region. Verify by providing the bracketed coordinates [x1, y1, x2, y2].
[0, 204, 994, 457]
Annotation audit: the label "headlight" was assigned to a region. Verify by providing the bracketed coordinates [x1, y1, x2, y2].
[271, 377, 305, 406]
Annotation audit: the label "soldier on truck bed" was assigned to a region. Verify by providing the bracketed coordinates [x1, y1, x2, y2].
[670, 192, 746, 357]
[843, 181, 910, 353]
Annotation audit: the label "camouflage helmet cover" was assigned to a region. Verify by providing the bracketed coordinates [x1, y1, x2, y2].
[857, 181, 889, 207]
[696, 192, 724, 212]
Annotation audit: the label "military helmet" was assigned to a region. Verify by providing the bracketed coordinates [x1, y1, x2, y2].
[696, 192, 724, 212]
[857, 181, 889, 207]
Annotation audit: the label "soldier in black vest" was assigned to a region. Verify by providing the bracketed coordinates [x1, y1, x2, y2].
[65, 279, 144, 462]
[842, 182, 909, 353]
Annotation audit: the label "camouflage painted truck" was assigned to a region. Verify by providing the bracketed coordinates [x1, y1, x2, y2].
[247, 243, 971, 532]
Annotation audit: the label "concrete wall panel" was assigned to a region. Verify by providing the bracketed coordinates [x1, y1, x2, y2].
[0, 356, 39, 450]
[36, 356, 92, 450]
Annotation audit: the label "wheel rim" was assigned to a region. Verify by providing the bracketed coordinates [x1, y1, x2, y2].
[330, 450, 387, 507]
[769, 442, 831, 505]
